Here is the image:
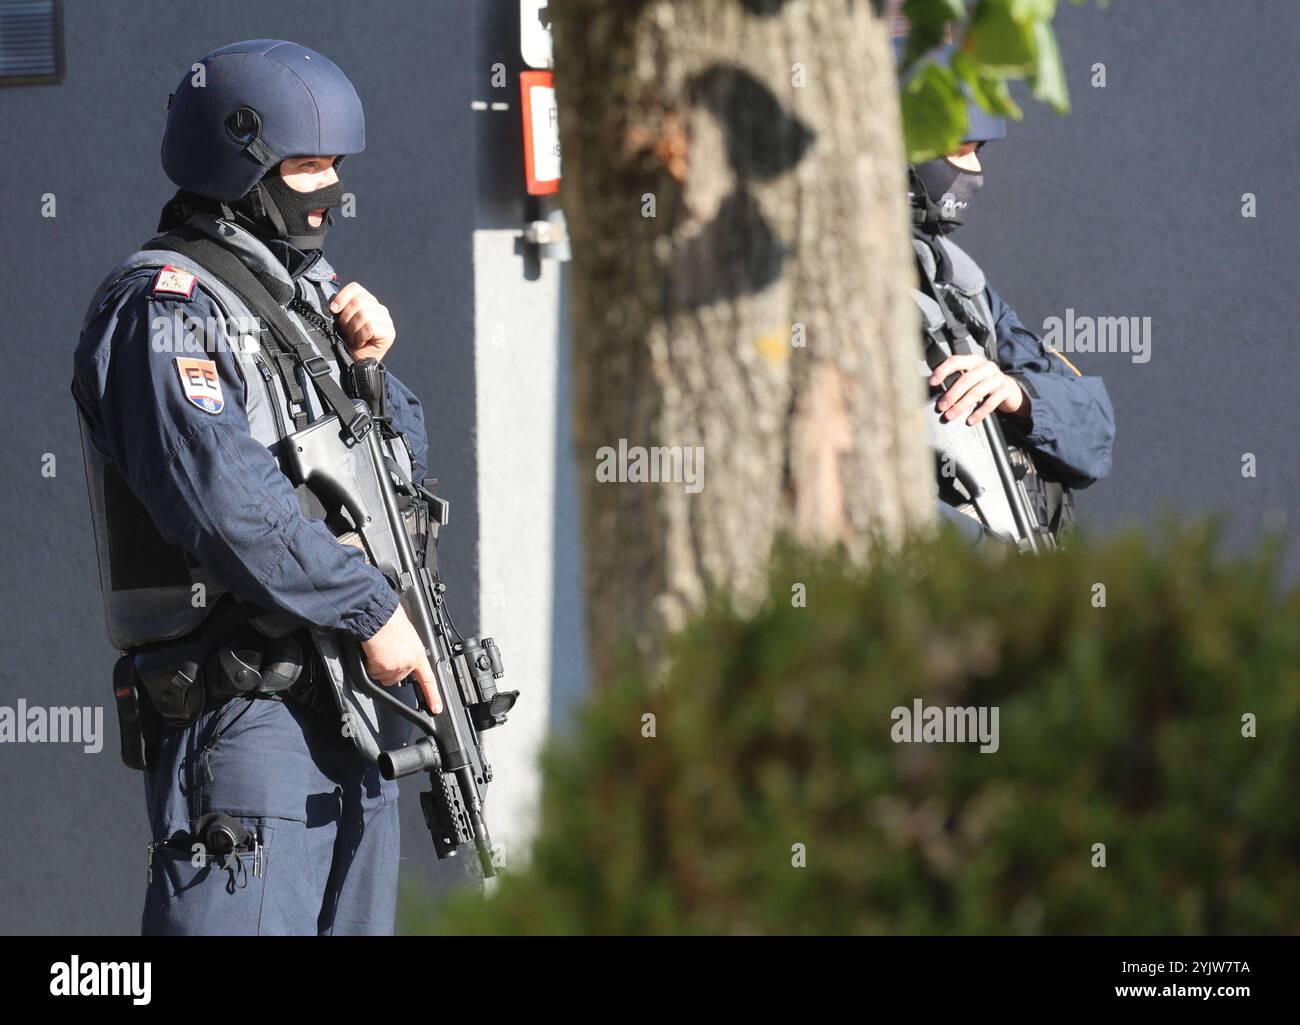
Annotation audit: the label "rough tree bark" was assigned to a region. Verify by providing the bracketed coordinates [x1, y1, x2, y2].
[552, 0, 932, 683]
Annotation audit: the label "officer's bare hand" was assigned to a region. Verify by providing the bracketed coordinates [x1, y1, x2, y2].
[929, 353, 1029, 426]
[330, 282, 395, 363]
[360, 604, 443, 714]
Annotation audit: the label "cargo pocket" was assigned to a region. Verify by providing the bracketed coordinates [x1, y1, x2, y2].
[142, 820, 274, 936]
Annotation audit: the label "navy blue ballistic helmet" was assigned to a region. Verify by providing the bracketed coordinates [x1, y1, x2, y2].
[961, 90, 1006, 144]
[162, 39, 365, 202]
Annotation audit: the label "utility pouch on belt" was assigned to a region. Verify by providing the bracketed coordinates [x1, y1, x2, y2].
[202, 627, 309, 704]
[128, 597, 265, 729]
[133, 643, 206, 727]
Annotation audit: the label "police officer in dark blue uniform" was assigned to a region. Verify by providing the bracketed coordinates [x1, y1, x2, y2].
[73, 40, 442, 935]
[910, 73, 1116, 545]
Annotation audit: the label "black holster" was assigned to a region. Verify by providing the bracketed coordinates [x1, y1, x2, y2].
[113, 653, 161, 771]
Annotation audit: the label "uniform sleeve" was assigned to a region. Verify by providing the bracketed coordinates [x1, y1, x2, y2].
[85, 273, 399, 640]
[985, 283, 1116, 488]
[384, 370, 428, 481]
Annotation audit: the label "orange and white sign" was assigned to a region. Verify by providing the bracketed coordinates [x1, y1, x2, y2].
[520, 70, 560, 195]
[175, 357, 224, 415]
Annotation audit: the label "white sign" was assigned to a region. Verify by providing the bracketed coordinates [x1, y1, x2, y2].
[521, 0, 553, 69]
[529, 83, 560, 185]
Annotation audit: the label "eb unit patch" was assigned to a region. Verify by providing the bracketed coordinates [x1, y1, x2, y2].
[175, 357, 224, 415]
[152, 264, 198, 300]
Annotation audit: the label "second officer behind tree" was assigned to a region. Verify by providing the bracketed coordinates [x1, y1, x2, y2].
[907, 64, 1116, 548]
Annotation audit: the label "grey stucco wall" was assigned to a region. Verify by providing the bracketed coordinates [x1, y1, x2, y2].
[962, 0, 1298, 558]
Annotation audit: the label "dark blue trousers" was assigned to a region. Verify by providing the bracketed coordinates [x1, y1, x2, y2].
[142, 692, 400, 935]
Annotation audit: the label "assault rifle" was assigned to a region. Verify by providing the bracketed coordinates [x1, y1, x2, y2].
[281, 360, 518, 878]
[925, 286, 1057, 554]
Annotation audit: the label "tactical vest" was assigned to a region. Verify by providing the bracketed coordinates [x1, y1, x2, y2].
[77, 216, 412, 650]
[911, 233, 1075, 543]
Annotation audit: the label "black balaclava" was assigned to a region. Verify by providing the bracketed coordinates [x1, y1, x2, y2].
[158, 168, 346, 265]
[233, 171, 345, 251]
[911, 156, 984, 236]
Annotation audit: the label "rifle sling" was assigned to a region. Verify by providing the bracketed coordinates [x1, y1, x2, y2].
[142, 227, 371, 444]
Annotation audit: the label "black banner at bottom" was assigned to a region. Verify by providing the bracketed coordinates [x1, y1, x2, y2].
[3, 935, 1290, 1012]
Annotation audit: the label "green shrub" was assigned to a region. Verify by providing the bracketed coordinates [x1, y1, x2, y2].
[425, 523, 1300, 935]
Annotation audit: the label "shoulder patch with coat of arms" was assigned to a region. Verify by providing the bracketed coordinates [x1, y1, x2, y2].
[174, 357, 224, 415]
[151, 264, 197, 300]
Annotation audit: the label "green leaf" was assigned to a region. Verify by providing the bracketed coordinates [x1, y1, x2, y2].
[977, 72, 1023, 119]
[901, 0, 967, 70]
[898, 0, 1076, 161]
[901, 60, 969, 162]
[902, 27, 950, 73]
[1011, 0, 1057, 19]
[952, 49, 1023, 120]
[1029, 19, 1070, 113]
[967, 0, 1039, 73]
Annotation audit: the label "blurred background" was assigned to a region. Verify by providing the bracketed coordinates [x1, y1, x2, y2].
[0, 0, 1294, 933]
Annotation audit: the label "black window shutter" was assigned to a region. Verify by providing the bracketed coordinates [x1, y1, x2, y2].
[0, 0, 63, 86]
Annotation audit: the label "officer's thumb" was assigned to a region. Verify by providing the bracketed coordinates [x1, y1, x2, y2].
[413, 653, 442, 716]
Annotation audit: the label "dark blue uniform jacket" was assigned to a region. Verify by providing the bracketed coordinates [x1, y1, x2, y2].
[73, 243, 427, 641]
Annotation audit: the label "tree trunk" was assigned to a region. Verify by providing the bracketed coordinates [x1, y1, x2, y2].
[552, 0, 932, 683]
